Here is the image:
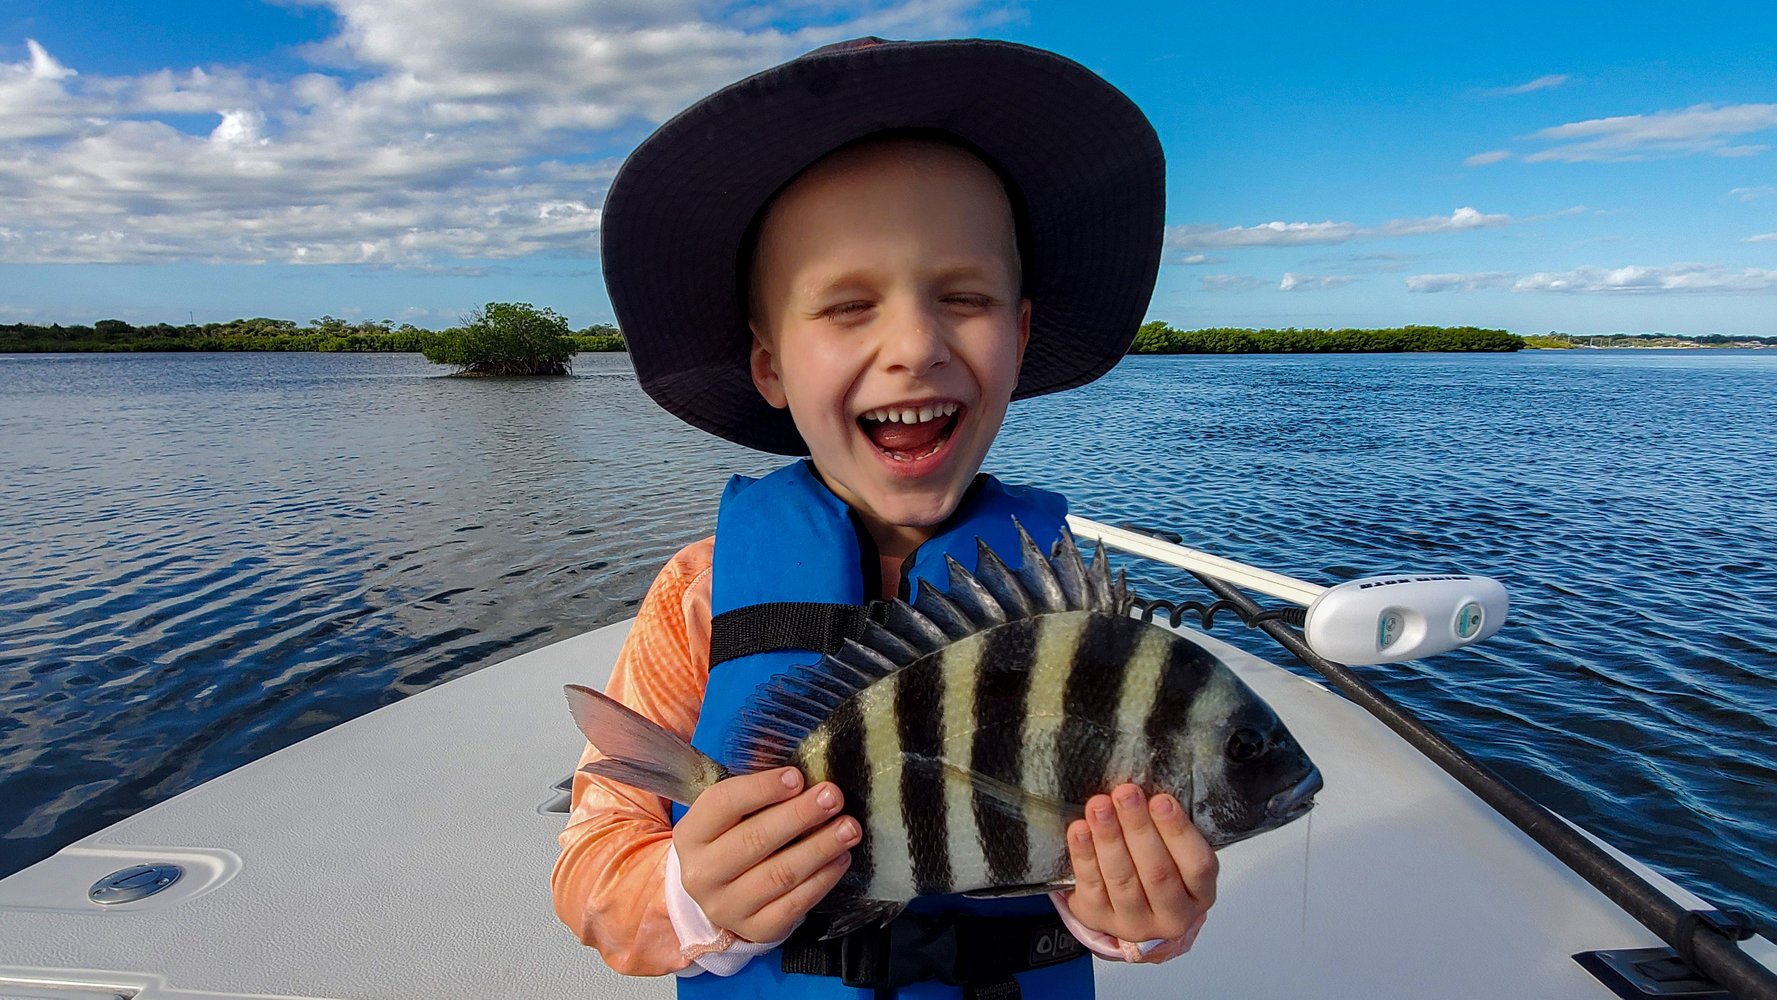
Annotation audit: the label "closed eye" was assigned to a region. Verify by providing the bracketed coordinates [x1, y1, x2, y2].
[821, 301, 875, 321]
[943, 294, 994, 310]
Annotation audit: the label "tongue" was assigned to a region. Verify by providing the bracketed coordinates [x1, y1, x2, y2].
[867, 417, 948, 455]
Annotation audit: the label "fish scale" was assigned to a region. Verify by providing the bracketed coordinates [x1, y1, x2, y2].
[564, 522, 1324, 938]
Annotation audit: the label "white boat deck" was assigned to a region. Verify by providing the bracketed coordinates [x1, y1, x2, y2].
[3, 619, 1771, 999]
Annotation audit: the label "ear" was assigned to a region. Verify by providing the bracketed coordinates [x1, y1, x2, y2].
[749, 322, 788, 409]
[1014, 298, 1032, 372]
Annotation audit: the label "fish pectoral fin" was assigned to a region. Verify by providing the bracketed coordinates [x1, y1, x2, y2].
[962, 880, 1076, 900]
[926, 757, 1084, 831]
[818, 899, 909, 939]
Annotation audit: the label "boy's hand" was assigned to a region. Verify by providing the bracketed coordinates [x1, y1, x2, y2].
[673, 766, 858, 944]
[1064, 783, 1216, 946]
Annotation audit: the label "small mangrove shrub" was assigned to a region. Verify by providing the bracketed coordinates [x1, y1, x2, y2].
[422, 302, 576, 375]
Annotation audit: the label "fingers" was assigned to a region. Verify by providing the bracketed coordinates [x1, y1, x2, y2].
[1067, 817, 1105, 902]
[1066, 786, 1219, 945]
[1151, 793, 1218, 910]
[682, 769, 845, 884]
[677, 767, 805, 846]
[1087, 788, 1149, 916]
[730, 816, 860, 935]
[1116, 788, 1192, 928]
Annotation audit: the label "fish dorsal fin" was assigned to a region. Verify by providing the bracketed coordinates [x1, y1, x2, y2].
[726, 642, 903, 771]
[724, 519, 1131, 772]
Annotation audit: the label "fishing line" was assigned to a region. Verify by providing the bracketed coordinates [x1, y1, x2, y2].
[1300, 809, 1313, 958]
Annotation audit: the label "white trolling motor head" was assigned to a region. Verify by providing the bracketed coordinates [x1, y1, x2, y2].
[1303, 573, 1509, 666]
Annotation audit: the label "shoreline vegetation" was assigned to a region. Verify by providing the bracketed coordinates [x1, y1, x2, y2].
[3, 316, 1773, 356]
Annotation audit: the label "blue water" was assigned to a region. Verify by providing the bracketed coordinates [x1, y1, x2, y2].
[1, 349, 1773, 934]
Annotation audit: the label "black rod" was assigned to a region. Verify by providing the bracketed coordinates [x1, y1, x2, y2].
[1193, 573, 1777, 1000]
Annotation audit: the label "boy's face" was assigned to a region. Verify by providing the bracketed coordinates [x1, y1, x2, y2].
[748, 137, 1030, 557]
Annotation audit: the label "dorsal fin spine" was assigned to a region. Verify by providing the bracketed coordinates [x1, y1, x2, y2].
[973, 539, 1037, 621]
[1012, 521, 1067, 613]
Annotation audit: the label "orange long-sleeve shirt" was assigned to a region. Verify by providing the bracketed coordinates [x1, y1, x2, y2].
[550, 536, 906, 974]
[552, 536, 715, 975]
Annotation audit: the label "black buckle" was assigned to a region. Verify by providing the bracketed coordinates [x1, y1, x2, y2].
[839, 912, 962, 990]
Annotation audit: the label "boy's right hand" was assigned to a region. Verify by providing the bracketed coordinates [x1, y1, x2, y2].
[673, 766, 859, 944]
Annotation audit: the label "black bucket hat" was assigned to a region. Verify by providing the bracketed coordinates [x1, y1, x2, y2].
[602, 37, 1164, 455]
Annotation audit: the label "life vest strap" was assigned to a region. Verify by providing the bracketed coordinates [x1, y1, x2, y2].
[708, 601, 889, 669]
[780, 910, 1087, 995]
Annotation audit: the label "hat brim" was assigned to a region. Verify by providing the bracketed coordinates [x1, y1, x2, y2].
[602, 38, 1165, 455]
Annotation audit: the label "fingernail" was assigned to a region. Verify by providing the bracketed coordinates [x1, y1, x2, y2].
[1153, 795, 1177, 817]
[817, 785, 838, 809]
[837, 819, 860, 845]
[781, 769, 800, 789]
[1091, 801, 1114, 822]
[1115, 786, 1142, 807]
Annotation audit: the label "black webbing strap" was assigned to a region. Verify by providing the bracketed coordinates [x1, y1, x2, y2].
[708, 601, 887, 668]
[780, 910, 1087, 996]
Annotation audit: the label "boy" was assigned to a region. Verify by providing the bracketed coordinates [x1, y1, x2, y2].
[553, 37, 1216, 997]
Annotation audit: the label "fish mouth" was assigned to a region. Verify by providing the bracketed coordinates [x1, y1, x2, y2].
[1265, 766, 1323, 824]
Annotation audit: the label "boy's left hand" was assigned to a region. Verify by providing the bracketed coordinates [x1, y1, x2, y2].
[1064, 783, 1217, 946]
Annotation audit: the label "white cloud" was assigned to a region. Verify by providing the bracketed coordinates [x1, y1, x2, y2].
[1408, 264, 1777, 294]
[1516, 263, 1777, 294]
[1747, 233, 1777, 243]
[1168, 207, 1510, 250]
[1406, 272, 1516, 292]
[1278, 272, 1359, 292]
[1488, 74, 1569, 96]
[1523, 103, 1777, 162]
[1464, 149, 1511, 167]
[0, 2, 1001, 266]
[1733, 186, 1777, 201]
[1200, 274, 1266, 292]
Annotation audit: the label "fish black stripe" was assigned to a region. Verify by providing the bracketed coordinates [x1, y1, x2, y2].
[825, 695, 873, 884]
[1144, 637, 1217, 784]
[971, 621, 1037, 884]
[1058, 615, 1137, 804]
[896, 661, 952, 894]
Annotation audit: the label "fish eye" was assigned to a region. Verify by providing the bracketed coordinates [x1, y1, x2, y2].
[1226, 728, 1266, 763]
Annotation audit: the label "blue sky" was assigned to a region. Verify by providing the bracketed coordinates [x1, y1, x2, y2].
[3, 1, 1775, 334]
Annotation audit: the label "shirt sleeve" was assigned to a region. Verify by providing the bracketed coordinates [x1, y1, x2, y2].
[551, 536, 716, 976]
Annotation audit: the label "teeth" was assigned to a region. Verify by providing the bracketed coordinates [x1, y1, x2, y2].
[861, 402, 960, 424]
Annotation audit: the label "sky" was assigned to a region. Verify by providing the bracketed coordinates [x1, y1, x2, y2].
[2, 0, 1775, 335]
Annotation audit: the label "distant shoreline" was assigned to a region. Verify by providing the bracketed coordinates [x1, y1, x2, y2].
[3, 319, 1772, 354]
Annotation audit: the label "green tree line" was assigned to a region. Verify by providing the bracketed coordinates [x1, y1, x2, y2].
[1129, 322, 1524, 354]
[0, 316, 627, 354]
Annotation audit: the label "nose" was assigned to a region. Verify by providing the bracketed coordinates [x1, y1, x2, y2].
[878, 302, 950, 378]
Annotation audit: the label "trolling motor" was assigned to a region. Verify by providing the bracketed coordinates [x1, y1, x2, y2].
[1064, 516, 1508, 665]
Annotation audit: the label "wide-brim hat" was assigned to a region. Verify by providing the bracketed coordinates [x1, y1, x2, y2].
[602, 37, 1164, 455]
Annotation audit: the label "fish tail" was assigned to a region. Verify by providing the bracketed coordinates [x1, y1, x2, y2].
[564, 684, 730, 806]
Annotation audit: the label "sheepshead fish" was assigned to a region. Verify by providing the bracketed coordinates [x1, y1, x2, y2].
[565, 524, 1321, 937]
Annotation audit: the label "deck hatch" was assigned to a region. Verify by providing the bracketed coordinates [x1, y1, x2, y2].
[88, 863, 183, 905]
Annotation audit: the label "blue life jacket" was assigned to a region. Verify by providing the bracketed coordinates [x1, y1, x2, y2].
[675, 460, 1094, 999]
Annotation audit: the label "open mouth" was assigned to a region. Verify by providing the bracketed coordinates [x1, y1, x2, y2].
[857, 401, 963, 464]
